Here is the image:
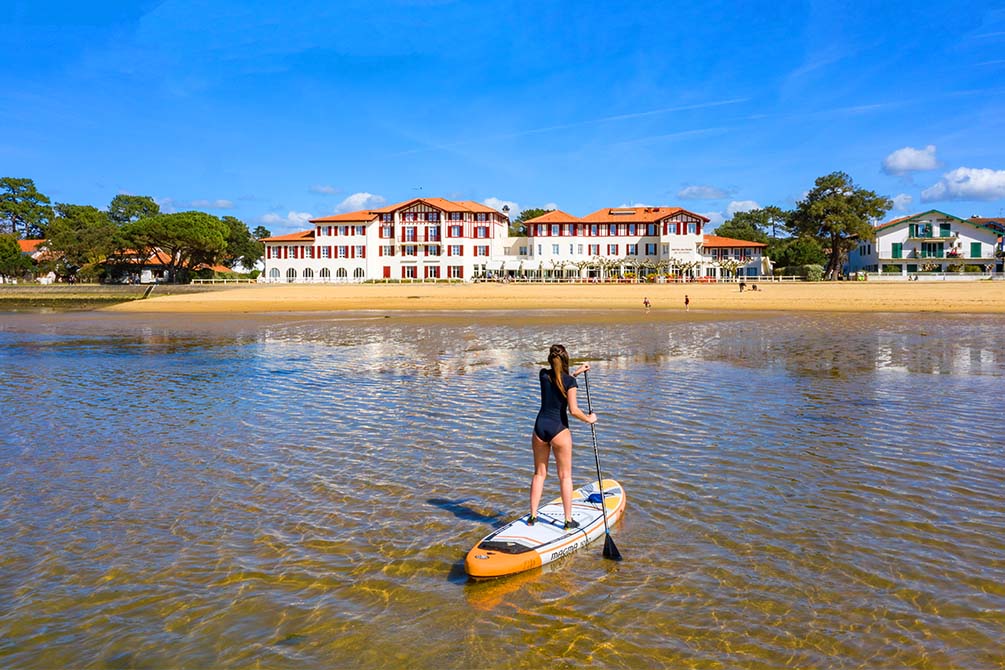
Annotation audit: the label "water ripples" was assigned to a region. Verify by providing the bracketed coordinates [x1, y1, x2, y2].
[1, 311, 1003, 668]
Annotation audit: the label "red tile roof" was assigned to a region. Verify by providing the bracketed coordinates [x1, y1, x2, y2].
[18, 239, 45, 253]
[309, 197, 507, 225]
[310, 210, 378, 223]
[702, 235, 767, 248]
[259, 230, 315, 242]
[523, 209, 579, 224]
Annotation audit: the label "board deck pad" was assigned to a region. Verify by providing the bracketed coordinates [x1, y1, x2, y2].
[465, 479, 626, 578]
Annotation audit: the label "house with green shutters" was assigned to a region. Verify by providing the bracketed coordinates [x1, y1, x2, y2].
[847, 210, 1001, 277]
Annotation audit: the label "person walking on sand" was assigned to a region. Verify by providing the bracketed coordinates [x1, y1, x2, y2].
[529, 344, 596, 530]
[684, 294, 690, 311]
[643, 296, 651, 313]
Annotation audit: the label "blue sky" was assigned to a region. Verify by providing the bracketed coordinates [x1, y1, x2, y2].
[3, 0, 1005, 234]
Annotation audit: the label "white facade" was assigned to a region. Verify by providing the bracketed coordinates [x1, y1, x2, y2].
[848, 210, 1000, 276]
[262, 198, 508, 283]
[261, 199, 769, 283]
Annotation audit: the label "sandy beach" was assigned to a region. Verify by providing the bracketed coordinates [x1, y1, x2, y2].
[102, 280, 1005, 315]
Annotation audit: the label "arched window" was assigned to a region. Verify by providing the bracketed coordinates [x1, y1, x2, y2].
[286, 268, 297, 283]
[303, 267, 314, 280]
[319, 267, 331, 280]
[354, 267, 365, 279]
[336, 267, 348, 278]
[269, 268, 280, 280]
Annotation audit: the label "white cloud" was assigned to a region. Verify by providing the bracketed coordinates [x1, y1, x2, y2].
[882, 145, 939, 175]
[309, 184, 339, 195]
[191, 199, 234, 209]
[892, 193, 913, 211]
[259, 211, 314, 230]
[700, 211, 725, 227]
[727, 200, 760, 216]
[484, 197, 519, 216]
[618, 202, 650, 208]
[542, 202, 559, 211]
[921, 167, 1005, 202]
[334, 192, 386, 214]
[155, 197, 177, 213]
[678, 184, 729, 200]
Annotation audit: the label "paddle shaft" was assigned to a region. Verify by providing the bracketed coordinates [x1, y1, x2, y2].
[582, 371, 613, 539]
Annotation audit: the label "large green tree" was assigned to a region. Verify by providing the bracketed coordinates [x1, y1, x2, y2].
[510, 208, 553, 236]
[790, 172, 892, 279]
[108, 194, 160, 224]
[716, 206, 789, 242]
[220, 215, 264, 269]
[0, 177, 53, 238]
[123, 211, 229, 283]
[767, 235, 828, 268]
[45, 204, 120, 279]
[715, 213, 770, 244]
[0, 234, 34, 280]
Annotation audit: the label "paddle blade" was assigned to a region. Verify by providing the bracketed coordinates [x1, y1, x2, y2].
[602, 534, 622, 561]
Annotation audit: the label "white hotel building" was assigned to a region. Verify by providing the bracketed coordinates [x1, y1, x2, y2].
[261, 197, 768, 283]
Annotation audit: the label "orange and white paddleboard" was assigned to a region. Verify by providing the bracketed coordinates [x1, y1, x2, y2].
[464, 479, 626, 579]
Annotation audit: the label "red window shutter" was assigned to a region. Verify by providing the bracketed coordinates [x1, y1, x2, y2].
[459, 266, 464, 278]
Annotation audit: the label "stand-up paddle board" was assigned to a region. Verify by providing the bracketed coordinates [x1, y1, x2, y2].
[465, 479, 626, 579]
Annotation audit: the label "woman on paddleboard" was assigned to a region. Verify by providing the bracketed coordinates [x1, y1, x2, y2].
[530, 344, 596, 530]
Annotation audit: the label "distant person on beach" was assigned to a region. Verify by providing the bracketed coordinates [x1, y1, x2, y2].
[529, 344, 596, 531]
[643, 296, 651, 313]
[684, 294, 690, 311]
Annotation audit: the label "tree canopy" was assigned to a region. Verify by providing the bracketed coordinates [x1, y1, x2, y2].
[45, 204, 120, 279]
[220, 215, 264, 269]
[510, 208, 554, 236]
[0, 234, 34, 280]
[0, 177, 53, 239]
[767, 235, 828, 268]
[122, 211, 229, 283]
[790, 172, 892, 279]
[108, 194, 160, 224]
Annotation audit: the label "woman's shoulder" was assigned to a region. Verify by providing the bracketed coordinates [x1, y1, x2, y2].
[563, 372, 578, 387]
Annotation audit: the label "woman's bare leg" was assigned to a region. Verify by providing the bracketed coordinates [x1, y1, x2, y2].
[550, 429, 574, 521]
[529, 432, 551, 518]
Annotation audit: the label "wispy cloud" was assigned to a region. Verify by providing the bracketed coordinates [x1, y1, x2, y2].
[191, 198, 234, 209]
[727, 200, 760, 216]
[892, 193, 914, 211]
[309, 184, 340, 195]
[259, 211, 314, 231]
[392, 98, 749, 156]
[678, 184, 731, 200]
[483, 197, 518, 216]
[334, 192, 385, 213]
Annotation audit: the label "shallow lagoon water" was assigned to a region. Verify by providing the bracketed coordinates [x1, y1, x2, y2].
[1, 310, 1003, 668]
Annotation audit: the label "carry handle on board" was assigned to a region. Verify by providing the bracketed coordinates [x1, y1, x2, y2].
[583, 370, 623, 561]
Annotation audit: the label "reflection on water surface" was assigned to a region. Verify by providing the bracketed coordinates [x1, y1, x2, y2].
[1, 311, 1003, 668]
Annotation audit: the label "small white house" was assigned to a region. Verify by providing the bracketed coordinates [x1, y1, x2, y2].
[847, 210, 1000, 277]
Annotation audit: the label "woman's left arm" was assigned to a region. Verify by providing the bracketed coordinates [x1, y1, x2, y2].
[567, 387, 597, 424]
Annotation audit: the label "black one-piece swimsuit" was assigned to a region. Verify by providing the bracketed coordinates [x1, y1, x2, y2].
[533, 368, 577, 442]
